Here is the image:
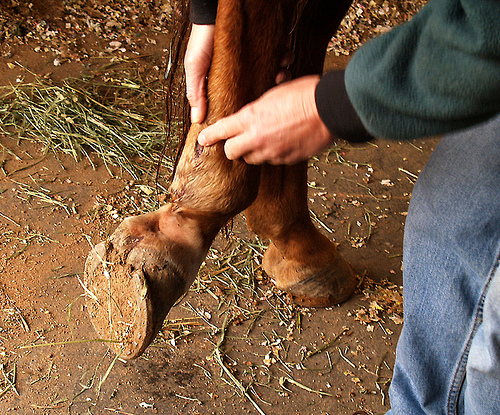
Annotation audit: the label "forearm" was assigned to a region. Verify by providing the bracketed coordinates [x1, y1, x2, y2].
[190, 0, 218, 24]
[341, 0, 500, 140]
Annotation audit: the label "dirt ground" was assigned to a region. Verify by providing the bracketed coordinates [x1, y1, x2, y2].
[0, 1, 436, 414]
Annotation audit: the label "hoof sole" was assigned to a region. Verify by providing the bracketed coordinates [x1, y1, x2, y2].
[83, 210, 207, 359]
[84, 243, 154, 359]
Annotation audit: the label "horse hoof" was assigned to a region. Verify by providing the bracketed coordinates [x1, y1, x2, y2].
[263, 243, 357, 307]
[84, 242, 153, 359]
[83, 209, 204, 359]
[285, 262, 357, 307]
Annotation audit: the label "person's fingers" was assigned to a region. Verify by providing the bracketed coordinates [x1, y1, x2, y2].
[184, 24, 215, 123]
[224, 138, 244, 161]
[241, 147, 274, 165]
[240, 146, 291, 166]
[275, 70, 291, 84]
[198, 113, 246, 146]
[199, 116, 261, 161]
[275, 49, 295, 85]
[223, 134, 261, 161]
[191, 106, 205, 124]
[185, 69, 206, 122]
[186, 73, 207, 123]
[200, 75, 332, 165]
[198, 122, 224, 146]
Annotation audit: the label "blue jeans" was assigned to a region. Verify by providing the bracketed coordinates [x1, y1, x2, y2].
[386, 114, 500, 415]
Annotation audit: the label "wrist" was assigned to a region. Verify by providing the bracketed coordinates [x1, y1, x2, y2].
[315, 70, 373, 142]
[304, 75, 334, 146]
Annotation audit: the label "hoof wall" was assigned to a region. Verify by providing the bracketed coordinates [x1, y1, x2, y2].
[284, 263, 357, 308]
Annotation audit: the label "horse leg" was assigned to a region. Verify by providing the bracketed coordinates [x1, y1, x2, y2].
[245, 0, 357, 307]
[84, 0, 297, 359]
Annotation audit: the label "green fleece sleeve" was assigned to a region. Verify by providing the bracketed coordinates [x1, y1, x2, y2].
[345, 0, 500, 140]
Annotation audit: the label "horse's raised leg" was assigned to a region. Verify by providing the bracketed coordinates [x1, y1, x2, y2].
[84, 0, 297, 359]
[245, 0, 357, 307]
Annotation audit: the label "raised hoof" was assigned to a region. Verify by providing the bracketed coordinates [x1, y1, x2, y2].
[84, 243, 152, 359]
[83, 220, 193, 359]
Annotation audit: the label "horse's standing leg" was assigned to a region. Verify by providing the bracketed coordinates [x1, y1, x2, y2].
[84, 0, 297, 359]
[245, 0, 357, 307]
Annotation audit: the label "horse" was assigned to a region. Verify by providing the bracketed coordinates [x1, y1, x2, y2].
[84, 0, 356, 359]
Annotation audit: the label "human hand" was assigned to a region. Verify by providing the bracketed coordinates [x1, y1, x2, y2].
[184, 24, 215, 123]
[197, 75, 333, 165]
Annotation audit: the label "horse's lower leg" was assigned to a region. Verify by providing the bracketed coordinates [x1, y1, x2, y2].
[245, 0, 356, 306]
[84, 123, 258, 359]
[84, 0, 295, 359]
[246, 164, 356, 306]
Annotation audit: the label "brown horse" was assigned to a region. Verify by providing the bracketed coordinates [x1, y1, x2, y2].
[84, 0, 356, 359]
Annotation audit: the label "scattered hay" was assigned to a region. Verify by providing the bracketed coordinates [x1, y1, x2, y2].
[0, 60, 180, 180]
[351, 277, 404, 330]
[145, 233, 402, 412]
[0, 0, 176, 60]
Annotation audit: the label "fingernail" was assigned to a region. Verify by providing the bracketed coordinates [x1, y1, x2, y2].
[191, 107, 202, 124]
[198, 132, 207, 145]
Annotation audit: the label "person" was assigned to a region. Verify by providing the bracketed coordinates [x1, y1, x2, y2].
[185, 0, 500, 414]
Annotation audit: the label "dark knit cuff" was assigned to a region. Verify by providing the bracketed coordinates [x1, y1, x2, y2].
[190, 0, 218, 25]
[315, 70, 374, 142]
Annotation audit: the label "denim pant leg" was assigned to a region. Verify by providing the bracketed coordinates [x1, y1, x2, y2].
[463, 264, 500, 414]
[385, 114, 500, 415]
